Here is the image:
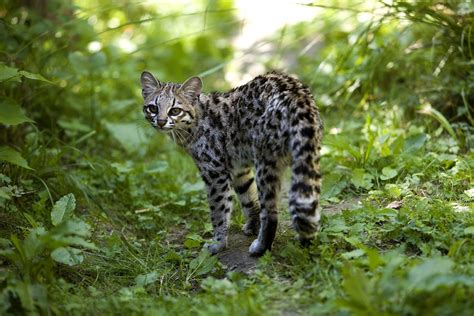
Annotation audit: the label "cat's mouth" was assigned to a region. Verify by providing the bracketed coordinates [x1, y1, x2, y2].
[155, 126, 173, 132]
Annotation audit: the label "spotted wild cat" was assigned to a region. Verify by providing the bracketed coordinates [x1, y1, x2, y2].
[140, 71, 323, 256]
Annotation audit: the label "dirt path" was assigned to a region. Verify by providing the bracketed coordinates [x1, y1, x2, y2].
[217, 196, 361, 273]
[217, 233, 259, 273]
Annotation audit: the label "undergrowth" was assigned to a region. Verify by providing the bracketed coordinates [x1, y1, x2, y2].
[1, 0, 473, 315]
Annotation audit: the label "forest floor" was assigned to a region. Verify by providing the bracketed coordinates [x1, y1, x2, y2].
[218, 191, 361, 274]
[1, 104, 473, 316]
[2, 112, 473, 315]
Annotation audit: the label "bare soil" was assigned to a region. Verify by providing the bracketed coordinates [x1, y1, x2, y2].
[217, 196, 361, 273]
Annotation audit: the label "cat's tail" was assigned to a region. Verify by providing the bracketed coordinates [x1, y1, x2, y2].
[288, 95, 323, 244]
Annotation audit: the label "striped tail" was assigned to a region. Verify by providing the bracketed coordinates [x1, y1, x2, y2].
[288, 97, 323, 244]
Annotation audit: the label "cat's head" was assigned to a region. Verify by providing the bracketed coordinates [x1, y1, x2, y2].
[140, 71, 202, 131]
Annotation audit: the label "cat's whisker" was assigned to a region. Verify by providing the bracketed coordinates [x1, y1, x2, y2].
[175, 129, 186, 145]
[177, 128, 191, 137]
[172, 129, 180, 144]
[170, 131, 177, 145]
[175, 129, 187, 142]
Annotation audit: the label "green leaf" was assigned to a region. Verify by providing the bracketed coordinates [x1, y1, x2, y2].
[380, 167, 397, 180]
[201, 278, 237, 296]
[56, 219, 90, 237]
[68, 51, 89, 75]
[145, 161, 168, 174]
[57, 119, 91, 132]
[321, 173, 348, 200]
[181, 181, 205, 194]
[51, 194, 76, 226]
[7, 281, 48, 312]
[325, 218, 349, 233]
[464, 226, 474, 235]
[18, 70, 53, 83]
[0, 64, 19, 81]
[0, 187, 11, 200]
[189, 250, 218, 276]
[184, 234, 204, 249]
[418, 104, 458, 142]
[341, 249, 365, 259]
[408, 257, 454, 290]
[385, 184, 402, 198]
[104, 122, 148, 153]
[110, 99, 136, 111]
[340, 264, 372, 310]
[0, 146, 32, 170]
[0, 173, 11, 184]
[351, 168, 373, 189]
[365, 248, 384, 271]
[51, 247, 84, 266]
[403, 133, 427, 153]
[0, 97, 34, 125]
[135, 271, 159, 287]
[58, 236, 96, 249]
[164, 250, 181, 262]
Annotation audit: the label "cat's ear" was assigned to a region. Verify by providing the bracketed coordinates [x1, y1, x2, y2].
[179, 76, 202, 100]
[140, 71, 161, 99]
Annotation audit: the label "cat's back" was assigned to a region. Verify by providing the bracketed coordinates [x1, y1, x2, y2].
[229, 71, 311, 102]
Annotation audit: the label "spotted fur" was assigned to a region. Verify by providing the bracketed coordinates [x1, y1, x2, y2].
[140, 71, 323, 256]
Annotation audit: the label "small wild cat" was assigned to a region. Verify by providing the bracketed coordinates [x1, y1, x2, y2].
[140, 71, 323, 257]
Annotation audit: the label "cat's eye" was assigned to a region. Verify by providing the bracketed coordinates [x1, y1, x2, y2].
[148, 105, 158, 114]
[168, 108, 182, 116]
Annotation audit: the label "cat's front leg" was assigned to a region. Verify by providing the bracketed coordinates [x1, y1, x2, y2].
[233, 167, 260, 236]
[249, 157, 283, 257]
[201, 172, 233, 254]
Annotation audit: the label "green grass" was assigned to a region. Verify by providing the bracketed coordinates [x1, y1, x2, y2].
[1, 0, 474, 314]
[2, 110, 473, 315]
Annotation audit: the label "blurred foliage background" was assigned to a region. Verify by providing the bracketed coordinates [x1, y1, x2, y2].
[1, 0, 473, 314]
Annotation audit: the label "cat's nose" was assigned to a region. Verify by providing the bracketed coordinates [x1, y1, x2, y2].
[156, 119, 167, 128]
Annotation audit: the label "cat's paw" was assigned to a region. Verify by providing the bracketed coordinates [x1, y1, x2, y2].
[205, 241, 226, 255]
[243, 221, 259, 236]
[249, 239, 268, 257]
[298, 236, 315, 248]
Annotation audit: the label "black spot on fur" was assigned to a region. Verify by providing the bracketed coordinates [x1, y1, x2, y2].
[291, 182, 312, 194]
[292, 140, 301, 151]
[242, 201, 257, 209]
[300, 127, 315, 138]
[298, 143, 315, 156]
[202, 176, 211, 186]
[291, 200, 318, 215]
[293, 164, 310, 175]
[293, 216, 317, 233]
[210, 187, 217, 196]
[236, 178, 254, 194]
[217, 177, 227, 184]
[264, 174, 277, 183]
[265, 191, 275, 200]
[208, 170, 219, 179]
